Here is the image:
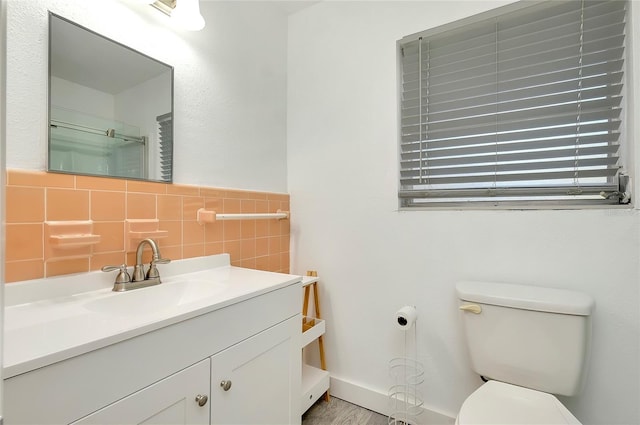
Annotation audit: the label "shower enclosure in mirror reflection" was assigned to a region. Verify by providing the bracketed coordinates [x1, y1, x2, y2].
[48, 13, 174, 182]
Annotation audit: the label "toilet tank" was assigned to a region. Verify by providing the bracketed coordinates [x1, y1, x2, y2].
[456, 281, 595, 397]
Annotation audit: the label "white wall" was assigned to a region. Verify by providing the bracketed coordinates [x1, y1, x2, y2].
[288, 2, 640, 424]
[6, 0, 288, 192]
[0, 0, 7, 413]
[50, 77, 116, 118]
[115, 72, 172, 180]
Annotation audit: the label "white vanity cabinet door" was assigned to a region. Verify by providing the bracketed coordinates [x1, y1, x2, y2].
[71, 359, 210, 425]
[210, 315, 301, 425]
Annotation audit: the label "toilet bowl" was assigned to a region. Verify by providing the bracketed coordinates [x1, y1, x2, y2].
[456, 281, 594, 425]
[455, 381, 581, 425]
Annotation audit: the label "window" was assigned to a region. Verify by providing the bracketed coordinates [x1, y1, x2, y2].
[398, 0, 629, 208]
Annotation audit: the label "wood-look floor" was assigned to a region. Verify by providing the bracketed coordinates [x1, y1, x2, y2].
[302, 396, 388, 425]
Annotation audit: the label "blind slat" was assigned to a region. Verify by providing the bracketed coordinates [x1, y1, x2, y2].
[408, 73, 623, 114]
[400, 167, 619, 187]
[400, 157, 619, 180]
[402, 85, 622, 127]
[401, 144, 620, 168]
[402, 60, 624, 106]
[402, 135, 618, 160]
[401, 102, 622, 141]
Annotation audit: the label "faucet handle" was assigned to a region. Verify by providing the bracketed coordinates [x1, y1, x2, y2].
[101, 264, 131, 284]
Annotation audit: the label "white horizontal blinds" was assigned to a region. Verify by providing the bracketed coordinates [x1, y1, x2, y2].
[399, 0, 625, 206]
[157, 112, 173, 182]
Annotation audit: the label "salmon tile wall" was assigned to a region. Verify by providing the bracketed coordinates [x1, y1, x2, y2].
[5, 169, 291, 283]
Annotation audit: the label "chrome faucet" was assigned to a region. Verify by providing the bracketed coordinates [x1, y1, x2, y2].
[132, 238, 170, 283]
[102, 238, 171, 292]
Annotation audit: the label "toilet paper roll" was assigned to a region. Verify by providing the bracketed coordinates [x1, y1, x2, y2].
[395, 305, 417, 330]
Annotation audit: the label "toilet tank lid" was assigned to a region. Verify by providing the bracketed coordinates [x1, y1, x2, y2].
[456, 281, 595, 316]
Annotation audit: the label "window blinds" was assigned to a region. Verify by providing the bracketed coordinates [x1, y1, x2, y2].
[398, 0, 626, 207]
[157, 112, 173, 182]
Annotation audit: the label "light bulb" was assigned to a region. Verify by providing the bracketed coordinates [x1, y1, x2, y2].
[172, 0, 205, 31]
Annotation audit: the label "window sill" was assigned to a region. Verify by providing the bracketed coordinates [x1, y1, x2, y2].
[397, 203, 634, 212]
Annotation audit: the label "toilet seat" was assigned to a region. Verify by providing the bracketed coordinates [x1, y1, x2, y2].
[456, 380, 581, 425]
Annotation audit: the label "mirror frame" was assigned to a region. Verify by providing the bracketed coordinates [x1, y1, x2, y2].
[47, 12, 175, 183]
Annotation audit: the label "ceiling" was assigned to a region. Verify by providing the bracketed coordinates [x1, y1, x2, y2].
[50, 15, 170, 95]
[273, 1, 321, 15]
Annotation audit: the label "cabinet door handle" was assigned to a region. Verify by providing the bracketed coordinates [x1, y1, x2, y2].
[195, 394, 208, 407]
[220, 380, 232, 391]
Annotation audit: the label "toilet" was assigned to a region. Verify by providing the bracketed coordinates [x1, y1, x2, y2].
[456, 281, 595, 424]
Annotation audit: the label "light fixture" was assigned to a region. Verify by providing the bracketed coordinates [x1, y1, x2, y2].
[172, 0, 205, 31]
[150, 0, 205, 31]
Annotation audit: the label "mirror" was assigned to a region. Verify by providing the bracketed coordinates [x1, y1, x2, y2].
[48, 13, 174, 182]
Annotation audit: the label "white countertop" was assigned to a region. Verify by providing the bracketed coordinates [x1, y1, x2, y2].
[4, 254, 301, 378]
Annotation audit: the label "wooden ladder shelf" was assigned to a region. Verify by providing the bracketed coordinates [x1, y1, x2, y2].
[301, 270, 330, 414]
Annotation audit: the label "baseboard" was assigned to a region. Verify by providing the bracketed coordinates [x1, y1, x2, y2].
[329, 375, 455, 425]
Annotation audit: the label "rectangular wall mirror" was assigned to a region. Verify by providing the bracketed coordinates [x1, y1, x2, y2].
[48, 13, 174, 183]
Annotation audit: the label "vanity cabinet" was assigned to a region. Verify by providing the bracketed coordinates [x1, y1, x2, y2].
[4, 277, 302, 425]
[211, 315, 298, 424]
[71, 360, 210, 425]
[70, 315, 299, 425]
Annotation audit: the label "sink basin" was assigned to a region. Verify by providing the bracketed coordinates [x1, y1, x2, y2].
[4, 254, 303, 380]
[84, 279, 229, 316]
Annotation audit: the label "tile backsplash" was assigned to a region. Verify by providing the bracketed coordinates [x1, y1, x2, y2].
[5, 169, 290, 283]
